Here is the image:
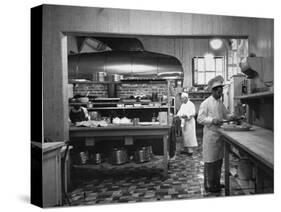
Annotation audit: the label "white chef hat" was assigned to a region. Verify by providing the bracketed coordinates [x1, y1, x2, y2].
[207, 75, 224, 90]
[181, 92, 189, 98]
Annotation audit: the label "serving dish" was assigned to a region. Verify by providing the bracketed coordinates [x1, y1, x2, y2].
[220, 123, 252, 131]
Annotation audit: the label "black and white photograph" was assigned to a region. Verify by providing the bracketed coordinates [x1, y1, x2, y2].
[29, 2, 276, 208]
[2, 0, 280, 211]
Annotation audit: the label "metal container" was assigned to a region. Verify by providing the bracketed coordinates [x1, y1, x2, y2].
[78, 151, 89, 165]
[89, 153, 102, 164]
[110, 148, 128, 165]
[111, 74, 122, 82]
[159, 112, 168, 125]
[142, 146, 153, 156]
[134, 146, 153, 163]
[133, 118, 140, 126]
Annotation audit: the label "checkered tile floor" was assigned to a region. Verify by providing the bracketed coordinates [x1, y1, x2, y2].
[66, 135, 248, 206]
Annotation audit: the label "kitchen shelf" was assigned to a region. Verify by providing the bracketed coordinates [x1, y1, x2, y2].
[120, 79, 167, 84]
[235, 91, 273, 100]
[69, 80, 121, 84]
[69, 102, 90, 106]
[69, 102, 118, 106]
[69, 79, 167, 84]
[189, 98, 206, 101]
[73, 156, 164, 170]
[87, 106, 171, 110]
[188, 91, 211, 94]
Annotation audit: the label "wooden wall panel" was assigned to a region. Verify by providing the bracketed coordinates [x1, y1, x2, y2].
[139, 37, 227, 87]
[41, 5, 274, 141]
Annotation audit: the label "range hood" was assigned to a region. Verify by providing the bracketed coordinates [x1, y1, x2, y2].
[68, 37, 183, 79]
[239, 56, 263, 79]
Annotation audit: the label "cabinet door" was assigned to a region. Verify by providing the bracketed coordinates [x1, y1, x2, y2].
[43, 149, 62, 207]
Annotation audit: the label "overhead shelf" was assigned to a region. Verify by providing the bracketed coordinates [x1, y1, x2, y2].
[68, 79, 167, 84]
[235, 91, 273, 100]
[68, 80, 121, 84]
[188, 91, 211, 94]
[87, 106, 171, 110]
[189, 98, 206, 101]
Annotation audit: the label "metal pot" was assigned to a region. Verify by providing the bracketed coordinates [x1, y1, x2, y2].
[134, 146, 152, 163]
[110, 148, 128, 165]
[98, 72, 107, 82]
[111, 74, 122, 82]
[142, 146, 153, 157]
[89, 152, 102, 164]
[76, 151, 89, 165]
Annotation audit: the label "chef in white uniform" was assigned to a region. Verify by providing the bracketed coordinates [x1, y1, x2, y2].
[197, 75, 236, 193]
[176, 92, 198, 155]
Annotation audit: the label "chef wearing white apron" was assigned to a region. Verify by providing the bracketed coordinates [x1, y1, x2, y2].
[197, 76, 235, 193]
[176, 92, 198, 155]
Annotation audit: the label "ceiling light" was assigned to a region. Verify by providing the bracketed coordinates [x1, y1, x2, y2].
[210, 39, 223, 50]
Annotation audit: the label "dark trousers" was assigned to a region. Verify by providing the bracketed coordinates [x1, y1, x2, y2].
[169, 125, 177, 158]
[204, 159, 223, 192]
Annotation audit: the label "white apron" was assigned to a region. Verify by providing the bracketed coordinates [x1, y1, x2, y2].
[182, 118, 198, 147]
[177, 101, 198, 148]
[197, 96, 231, 163]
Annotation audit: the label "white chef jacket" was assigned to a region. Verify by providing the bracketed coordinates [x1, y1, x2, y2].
[177, 100, 198, 148]
[197, 95, 232, 162]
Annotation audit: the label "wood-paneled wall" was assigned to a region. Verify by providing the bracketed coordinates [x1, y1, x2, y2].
[138, 37, 226, 87]
[41, 4, 273, 141]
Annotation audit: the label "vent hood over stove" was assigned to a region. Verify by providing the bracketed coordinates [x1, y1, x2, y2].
[68, 37, 184, 80]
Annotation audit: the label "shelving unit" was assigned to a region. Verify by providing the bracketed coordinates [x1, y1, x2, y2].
[69, 79, 166, 85]
[87, 106, 169, 110]
[73, 156, 164, 170]
[69, 78, 176, 117]
[235, 91, 273, 100]
[188, 91, 212, 94]
[69, 80, 121, 84]
[235, 90, 273, 130]
[69, 126, 170, 177]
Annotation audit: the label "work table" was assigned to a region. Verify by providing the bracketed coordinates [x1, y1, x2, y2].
[69, 124, 171, 177]
[218, 126, 274, 195]
[32, 141, 66, 153]
[69, 124, 171, 137]
[218, 126, 273, 169]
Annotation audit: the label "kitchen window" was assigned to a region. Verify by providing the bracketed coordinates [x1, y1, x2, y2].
[192, 56, 224, 86]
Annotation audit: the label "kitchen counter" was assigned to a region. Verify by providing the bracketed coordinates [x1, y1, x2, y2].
[218, 126, 274, 195]
[32, 141, 66, 153]
[69, 124, 170, 177]
[70, 124, 170, 134]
